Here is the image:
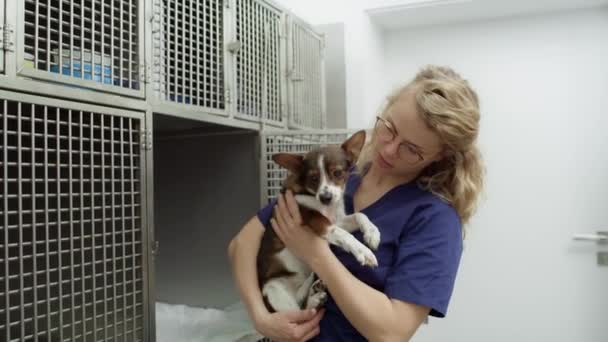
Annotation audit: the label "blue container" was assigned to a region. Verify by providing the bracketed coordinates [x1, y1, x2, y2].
[50, 61, 113, 85]
[50, 48, 114, 85]
[169, 94, 192, 104]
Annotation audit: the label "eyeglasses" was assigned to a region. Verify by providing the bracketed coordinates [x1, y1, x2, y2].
[374, 116, 425, 164]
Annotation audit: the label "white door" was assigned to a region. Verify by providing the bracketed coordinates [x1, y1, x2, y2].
[378, 9, 608, 342]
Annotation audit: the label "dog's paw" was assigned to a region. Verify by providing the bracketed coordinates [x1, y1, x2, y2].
[354, 247, 378, 267]
[311, 279, 326, 293]
[363, 226, 381, 250]
[357, 214, 381, 250]
[306, 291, 328, 309]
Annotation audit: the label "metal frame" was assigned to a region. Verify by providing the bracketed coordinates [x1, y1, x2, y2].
[0, 89, 149, 342]
[15, 0, 146, 99]
[3, 0, 16, 77]
[0, 0, 5, 74]
[259, 129, 358, 205]
[143, 109, 155, 342]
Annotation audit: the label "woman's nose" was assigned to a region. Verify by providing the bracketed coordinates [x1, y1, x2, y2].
[382, 139, 400, 158]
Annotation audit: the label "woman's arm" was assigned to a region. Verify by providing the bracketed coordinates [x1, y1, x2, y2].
[310, 247, 429, 341]
[271, 193, 429, 341]
[227, 217, 268, 324]
[227, 216, 324, 341]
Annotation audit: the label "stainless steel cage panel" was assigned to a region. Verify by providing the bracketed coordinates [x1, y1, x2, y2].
[287, 17, 326, 129]
[235, 0, 283, 125]
[18, 0, 145, 98]
[152, 0, 226, 114]
[0, 90, 148, 341]
[259, 129, 356, 205]
[0, 0, 5, 74]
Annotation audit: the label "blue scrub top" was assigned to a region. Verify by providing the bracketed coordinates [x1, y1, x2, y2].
[256, 169, 463, 341]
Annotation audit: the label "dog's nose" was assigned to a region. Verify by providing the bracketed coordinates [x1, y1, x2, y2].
[319, 193, 333, 205]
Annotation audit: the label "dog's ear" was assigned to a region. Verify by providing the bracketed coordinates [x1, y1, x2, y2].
[272, 153, 304, 174]
[341, 130, 366, 164]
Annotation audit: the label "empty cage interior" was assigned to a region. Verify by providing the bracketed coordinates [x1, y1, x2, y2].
[152, 114, 260, 310]
[0, 97, 146, 341]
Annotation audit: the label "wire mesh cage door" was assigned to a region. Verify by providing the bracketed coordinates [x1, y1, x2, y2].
[287, 17, 326, 129]
[19, 0, 145, 98]
[259, 129, 357, 206]
[152, 0, 227, 114]
[234, 0, 284, 126]
[0, 90, 149, 342]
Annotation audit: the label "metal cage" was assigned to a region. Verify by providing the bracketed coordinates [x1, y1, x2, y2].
[0, 90, 149, 342]
[18, 0, 145, 98]
[152, 0, 227, 113]
[288, 17, 325, 129]
[234, 0, 284, 125]
[259, 129, 356, 205]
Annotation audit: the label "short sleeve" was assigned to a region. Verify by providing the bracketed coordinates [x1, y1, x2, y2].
[384, 204, 463, 318]
[256, 198, 277, 227]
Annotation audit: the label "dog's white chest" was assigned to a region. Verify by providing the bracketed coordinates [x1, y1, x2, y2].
[276, 249, 311, 278]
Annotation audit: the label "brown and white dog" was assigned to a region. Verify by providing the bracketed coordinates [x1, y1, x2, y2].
[257, 130, 381, 313]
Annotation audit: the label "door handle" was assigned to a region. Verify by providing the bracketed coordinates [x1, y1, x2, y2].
[572, 231, 608, 244]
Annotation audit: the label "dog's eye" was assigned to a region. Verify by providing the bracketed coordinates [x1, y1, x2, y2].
[333, 170, 343, 178]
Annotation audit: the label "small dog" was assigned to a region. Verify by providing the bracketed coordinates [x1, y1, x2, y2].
[257, 130, 381, 313]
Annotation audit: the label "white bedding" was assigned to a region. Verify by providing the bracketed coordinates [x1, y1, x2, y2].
[155, 301, 264, 342]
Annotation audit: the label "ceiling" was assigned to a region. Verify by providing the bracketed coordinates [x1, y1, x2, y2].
[365, 0, 608, 30]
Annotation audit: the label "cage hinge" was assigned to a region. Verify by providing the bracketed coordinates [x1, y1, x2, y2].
[224, 0, 230, 8]
[1, 24, 15, 52]
[139, 63, 150, 84]
[152, 241, 160, 256]
[151, 0, 162, 32]
[278, 17, 287, 39]
[140, 129, 152, 151]
[225, 86, 232, 104]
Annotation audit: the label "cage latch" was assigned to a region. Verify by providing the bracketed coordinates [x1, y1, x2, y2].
[1, 24, 15, 52]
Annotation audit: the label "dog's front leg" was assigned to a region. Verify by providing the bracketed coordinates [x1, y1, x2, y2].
[294, 195, 323, 211]
[305, 278, 328, 310]
[323, 225, 378, 267]
[339, 213, 381, 250]
[295, 273, 316, 305]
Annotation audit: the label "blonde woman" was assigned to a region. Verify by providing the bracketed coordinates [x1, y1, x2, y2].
[228, 65, 484, 341]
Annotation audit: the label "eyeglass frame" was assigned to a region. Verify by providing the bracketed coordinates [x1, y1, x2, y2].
[374, 116, 426, 163]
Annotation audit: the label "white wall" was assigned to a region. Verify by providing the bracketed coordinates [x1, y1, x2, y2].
[383, 8, 608, 342]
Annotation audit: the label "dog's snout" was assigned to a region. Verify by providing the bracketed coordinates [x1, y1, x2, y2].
[319, 193, 333, 205]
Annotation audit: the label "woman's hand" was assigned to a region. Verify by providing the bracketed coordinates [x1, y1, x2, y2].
[271, 191, 330, 266]
[254, 308, 325, 342]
